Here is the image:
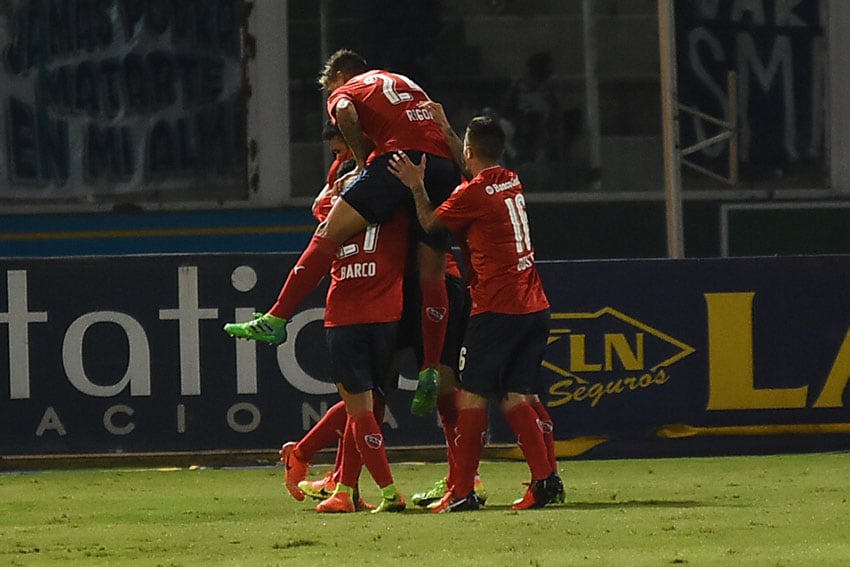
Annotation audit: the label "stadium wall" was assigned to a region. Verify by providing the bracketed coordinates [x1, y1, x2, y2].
[3, 253, 850, 466]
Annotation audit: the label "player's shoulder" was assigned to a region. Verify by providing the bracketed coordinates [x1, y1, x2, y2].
[472, 166, 522, 194]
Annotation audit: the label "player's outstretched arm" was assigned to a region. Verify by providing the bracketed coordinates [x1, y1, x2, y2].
[388, 151, 442, 233]
[418, 100, 471, 179]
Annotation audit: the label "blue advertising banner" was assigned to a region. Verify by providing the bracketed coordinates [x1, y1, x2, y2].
[531, 256, 850, 458]
[0, 253, 449, 456]
[2, 254, 850, 459]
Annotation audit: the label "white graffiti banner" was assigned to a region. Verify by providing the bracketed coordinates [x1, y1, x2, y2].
[0, 0, 247, 203]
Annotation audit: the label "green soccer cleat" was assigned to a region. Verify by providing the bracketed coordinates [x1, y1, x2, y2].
[371, 490, 406, 514]
[224, 313, 288, 344]
[411, 477, 448, 508]
[474, 477, 488, 505]
[411, 366, 438, 416]
[298, 471, 337, 501]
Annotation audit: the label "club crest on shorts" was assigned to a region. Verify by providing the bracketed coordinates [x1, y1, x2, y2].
[364, 433, 383, 449]
[425, 306, 447, 322]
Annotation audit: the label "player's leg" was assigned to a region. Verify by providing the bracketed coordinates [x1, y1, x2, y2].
[431, 388, 487, 513]
[226, 153, 417, 345]
[528, 393, 565, 503]
[397, 266, 444, 418]
[529, 394, 559, 474]
[435, 365, 488, 503]
[326, 391, 386, 512]
[326, 323, 405, 513]
[438, 272, 489, 500]
[223, 198, 369, 343]
[413, 272, 475, 506]
[410, 366, 457, 508]
[289, 399, 347, 500]
[498, 309, 563, 509]
[316, 389, 386, 512]
[279, 390, 347, 504]
[408, 152, 462, 415]
[317, 415, 366, 513]
[501, 392, 559, 510]
[314, 325, 367, 512]
[269, 198, 369, 317]
[432, 312, 507, 513]
[413, 243, 448, 414]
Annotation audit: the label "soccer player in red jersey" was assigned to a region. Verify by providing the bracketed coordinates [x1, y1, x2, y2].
[310, 181, 410, 513]
[279, 123, 481, 509]
[279, 124, 358, 505]
[224, 49, 461, 417]
[389, 105, 564, 512]
[272, 123, 402, 513]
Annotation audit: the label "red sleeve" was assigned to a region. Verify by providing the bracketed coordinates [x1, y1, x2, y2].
[435, 182, 479, 234]
[326, 91, 352, 123]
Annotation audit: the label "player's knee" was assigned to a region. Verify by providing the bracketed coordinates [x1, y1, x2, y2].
[500, 391, 534, 411]
[437, 365, 460, 394]
[324, 200, 369, 243]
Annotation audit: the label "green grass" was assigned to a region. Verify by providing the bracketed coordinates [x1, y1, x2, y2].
[1, 453, 849, 566]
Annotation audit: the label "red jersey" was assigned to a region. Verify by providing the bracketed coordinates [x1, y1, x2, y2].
[314, 190, 409, 327]
[327, 70, 453, 163]
[435, 166, 549, 316]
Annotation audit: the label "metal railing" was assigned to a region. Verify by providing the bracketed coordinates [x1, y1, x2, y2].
[677, 71, 739, 186]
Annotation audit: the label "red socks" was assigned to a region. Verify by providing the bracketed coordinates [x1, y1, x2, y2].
[437, 390, 459, 485]
[338, 418, 362, 488]
[295, 400, 346, 461]
[531, 398, 557, 474]
[420, 275, 448, 369]
[452, 407, 488, 497]
[504, 402, 552, 480]
[350, 410, 394, 489]
[337, 403, 390, 489]
[269, 234, 338, 319]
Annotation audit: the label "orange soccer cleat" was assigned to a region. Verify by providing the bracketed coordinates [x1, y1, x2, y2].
[316, 491, 356, 513]
[280, 442, 309, 501]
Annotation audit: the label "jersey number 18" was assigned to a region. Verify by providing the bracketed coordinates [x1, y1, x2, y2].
[504, 194, 532, 254]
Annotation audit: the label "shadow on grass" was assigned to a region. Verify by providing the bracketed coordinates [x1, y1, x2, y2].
[465, 499, 736, 512]
[563, 499, 744, 510]
[294, 500, 738, 515]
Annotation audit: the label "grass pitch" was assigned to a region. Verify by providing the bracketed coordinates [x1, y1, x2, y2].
[1, 452, 849, 566]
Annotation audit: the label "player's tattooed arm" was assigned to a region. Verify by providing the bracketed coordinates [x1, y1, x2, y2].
[418, 100, 471, 180]
[334, 98, 374, 171]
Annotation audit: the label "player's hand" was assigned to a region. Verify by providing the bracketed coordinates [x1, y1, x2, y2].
[332, 167, 361, 196]
[419, 100, 449, 131]
[388, 151, 427, 190]
[311, 183, 330, 218]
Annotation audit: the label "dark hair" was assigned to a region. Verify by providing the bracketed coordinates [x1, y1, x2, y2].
[465, 116, 505, 162]
[321, 120, 342, 141]
[318, 49, 368, 90]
